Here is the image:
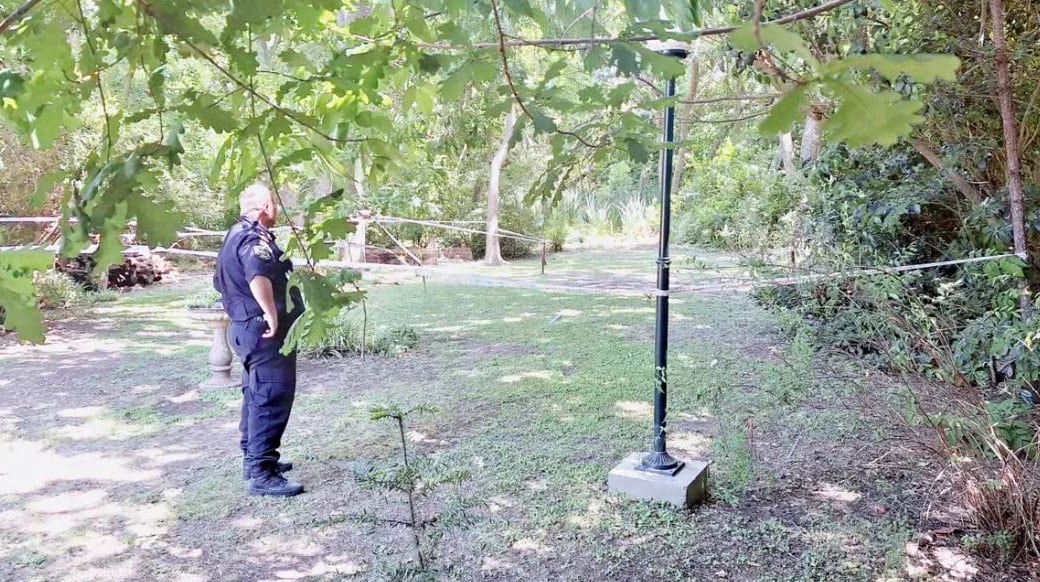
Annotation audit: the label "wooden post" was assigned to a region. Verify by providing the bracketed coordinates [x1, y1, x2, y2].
[541, 242, 547, 275]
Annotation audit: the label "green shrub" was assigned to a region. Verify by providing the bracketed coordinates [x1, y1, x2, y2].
[300, 310, 420, 358]
[676, 141, 795, 250]
[468, 200, 538, 260]
[544, 211, 570, 252]
[83, 289, 119, 305]
[33, 270, 84, 309]
[185, 289, 222, 309]
[374, 327, 420, 356]
[300, 315, 366, 357]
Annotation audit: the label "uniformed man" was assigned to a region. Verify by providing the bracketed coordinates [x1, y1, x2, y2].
[214, 183, 305, 497]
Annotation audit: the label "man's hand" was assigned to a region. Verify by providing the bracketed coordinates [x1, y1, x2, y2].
[248, 276, 279, 339]
[262, 311, 278, 338]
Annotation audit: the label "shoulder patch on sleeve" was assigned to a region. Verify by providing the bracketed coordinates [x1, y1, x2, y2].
[252, 243, 273, 261]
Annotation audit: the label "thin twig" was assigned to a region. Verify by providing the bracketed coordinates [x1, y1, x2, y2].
[689, 94, 779, 104]
[152, 16, 365, 145]
[75, 0, 113, 161]
[0, 0, 45, 36]
[637, 73, 779, 104]
[247, 29, 314, 269]
[359, 295, 367, 361]
[426, 0, 856, 50]
[753, 0, 766, 47]
[133, 6, 164, 141]
[256, 69, 328, 83]
[682, 110, 769, 124]
[488, 0, 606, 149]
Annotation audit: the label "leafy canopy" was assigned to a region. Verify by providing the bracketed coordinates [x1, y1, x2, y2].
[0, 0, 956, 342]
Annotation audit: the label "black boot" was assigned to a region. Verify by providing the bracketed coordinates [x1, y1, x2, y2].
[248, 471, 304, 497]
[243, 460, 293, 481]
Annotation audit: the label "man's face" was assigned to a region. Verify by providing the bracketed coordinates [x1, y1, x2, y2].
[258, 195, 278, 228]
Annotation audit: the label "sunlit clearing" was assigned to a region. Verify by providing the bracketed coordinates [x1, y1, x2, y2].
[566, 499, 605, 528]
[498, 370, 554, 383]
[58, 406, 106, 418]
[812, 482, 862, 503]
[166, 390, 200, 404]
[615, 400, 652, 420]
[511, 538, 552, 554]
[274, 559, 363, 579]
[0, 440, 161, 495]
[429, 325, 468, 333]
[668, 432, 713, 459]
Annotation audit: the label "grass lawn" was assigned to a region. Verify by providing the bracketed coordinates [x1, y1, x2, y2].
[0, 247, 948, 581]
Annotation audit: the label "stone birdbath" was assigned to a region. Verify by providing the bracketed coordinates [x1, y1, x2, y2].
[185, 292, 238, 389]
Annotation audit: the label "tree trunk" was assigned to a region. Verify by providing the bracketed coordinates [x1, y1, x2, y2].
[800, 110, 823, 164]
[485, 106, 517, 266]
[353, 157, 366, 199]
[779, 132, 798, 177]
[909, 138, 984, 204]
[671, 46, 700, 194]
[989, 0, 1031, 314]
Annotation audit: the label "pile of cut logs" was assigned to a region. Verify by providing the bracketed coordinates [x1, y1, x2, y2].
[55, 248, 171, 290]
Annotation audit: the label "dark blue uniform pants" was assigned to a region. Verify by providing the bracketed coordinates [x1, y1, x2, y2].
[229, 316, 296, 478]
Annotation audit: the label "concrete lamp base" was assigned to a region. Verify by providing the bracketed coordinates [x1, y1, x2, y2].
[608, 453, 709, 508]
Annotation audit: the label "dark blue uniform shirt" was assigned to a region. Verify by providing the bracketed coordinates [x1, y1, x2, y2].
[213, 217, 302, 323]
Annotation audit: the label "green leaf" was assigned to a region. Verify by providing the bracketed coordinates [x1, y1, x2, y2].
[610, 43, 640, 76]
[28, 105, 66, 150]
[529, 109, 557, 134]
[226, 0, 281, 31]
[504, 0, 536, 18]
[94, 203, 129, 275]
[151, 5, 219, 46]
[226, 45, 259, 77]
[273, 148, 316, 171]
[999, 258, 1026, 278]
[129, 193, 179, 245]
[824, 81, 924, 147]
[823, 54, 961, 83]
[147, 66, 167, 108]
[731, 23, 817, 66]
[209, 136, 232, 187]
[179, 91, 238, 133]
[403, 5, 435, 41]
[30, 171, 67, 208]
[279, 49, 315, 71]
[0, 248, 52, 272]
[624, 138, 651, 164]
[283, 269, 366, 354]
[471, 61, 500, 84]
[624, 0, 662, 21]
[540, 59, 565, 85]
[632, 45, 687, 79]
[0, 70, 25, 99]
[0, 282, 46, 344]
[583, 46, 609, 72]
[405, 83, 436, 115]
[163, 123, 185, 168]
[758, 85, 808, 136]
[440, 64, 473, 100]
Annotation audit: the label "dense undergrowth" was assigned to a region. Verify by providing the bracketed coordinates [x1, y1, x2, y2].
[746, 141, 1040, 567]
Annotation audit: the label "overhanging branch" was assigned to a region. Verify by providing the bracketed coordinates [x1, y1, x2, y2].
[455, 0, 855, 50]
[0, 0, 45, 36]
[489, 0, 607, 149]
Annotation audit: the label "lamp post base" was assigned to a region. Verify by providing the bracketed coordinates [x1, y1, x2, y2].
[637, 451, 685, 476]
[608, 452, 709, 508]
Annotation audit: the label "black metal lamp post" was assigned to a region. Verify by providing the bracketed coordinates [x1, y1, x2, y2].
[638, 46, 689, 475]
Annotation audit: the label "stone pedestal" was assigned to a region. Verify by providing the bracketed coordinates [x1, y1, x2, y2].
[186, 308, 238, 389]
[608, 453, 709, 508]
